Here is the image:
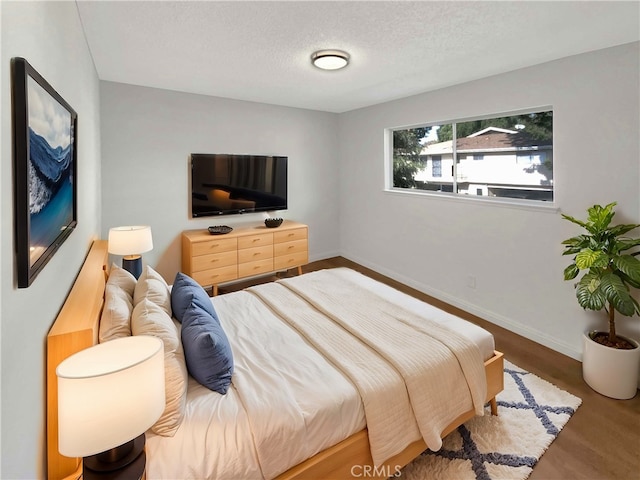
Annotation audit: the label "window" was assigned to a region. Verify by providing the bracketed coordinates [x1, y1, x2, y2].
[389, 110, 553, 203]
[431, 155, 442, 177]
[516, 152, 546, 164]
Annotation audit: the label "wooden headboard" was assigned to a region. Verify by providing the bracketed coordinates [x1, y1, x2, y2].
[46, 240, 109, 480]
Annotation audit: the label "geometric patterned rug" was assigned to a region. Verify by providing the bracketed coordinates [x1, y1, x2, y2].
[401, 360, 582, 480]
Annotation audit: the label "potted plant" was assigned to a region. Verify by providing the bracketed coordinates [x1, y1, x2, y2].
[562, 202, 640, 399]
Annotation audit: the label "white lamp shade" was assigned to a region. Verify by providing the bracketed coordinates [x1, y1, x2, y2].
[108, 226, 153, 256]
[57, 336, 165, 457]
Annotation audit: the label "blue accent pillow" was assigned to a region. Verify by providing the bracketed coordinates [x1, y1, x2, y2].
[181, 301, 234, 394]
[171, 272, 219, 324]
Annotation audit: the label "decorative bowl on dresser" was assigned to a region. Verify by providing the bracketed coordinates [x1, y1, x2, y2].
[208, 225, 233, 235]
[264, 217, 284, 228]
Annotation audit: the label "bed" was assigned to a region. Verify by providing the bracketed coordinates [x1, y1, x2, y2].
[47, 240, 504, 479]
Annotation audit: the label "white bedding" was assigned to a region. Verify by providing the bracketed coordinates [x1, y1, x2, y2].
[317, 268, 495, 360]
[145, 268, 495, 479]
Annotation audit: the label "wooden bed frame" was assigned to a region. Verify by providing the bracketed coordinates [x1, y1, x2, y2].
[47, 240, 504, 480]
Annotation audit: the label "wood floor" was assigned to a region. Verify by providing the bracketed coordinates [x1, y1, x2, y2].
[218, 256, 640, 480]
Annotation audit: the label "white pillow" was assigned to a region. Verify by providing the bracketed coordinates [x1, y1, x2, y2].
[99, 264, 137, 343]
[134, 265, 172, 317]
[109, 263, 137, 296]
[131, 298, 188, 437]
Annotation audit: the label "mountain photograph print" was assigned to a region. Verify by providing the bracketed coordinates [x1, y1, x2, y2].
[11, 58, 77, 288]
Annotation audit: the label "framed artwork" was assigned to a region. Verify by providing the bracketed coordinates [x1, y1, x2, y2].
[11, 57, 78, 288]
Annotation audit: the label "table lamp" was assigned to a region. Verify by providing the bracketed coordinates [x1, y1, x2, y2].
[57, 336, 165, 479]
[107, 226, 153, 279]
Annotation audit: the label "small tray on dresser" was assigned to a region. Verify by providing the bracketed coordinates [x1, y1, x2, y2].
[208, 225, 233, 235]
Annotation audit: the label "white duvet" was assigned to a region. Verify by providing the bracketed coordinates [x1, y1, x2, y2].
[145, 268, 495, 479]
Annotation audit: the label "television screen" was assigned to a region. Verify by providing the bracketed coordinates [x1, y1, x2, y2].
[190, 154, 288, 217]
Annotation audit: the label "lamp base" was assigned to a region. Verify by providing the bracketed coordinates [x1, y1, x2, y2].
[122, 255, 143, 279]
[83, 434, 146, 479]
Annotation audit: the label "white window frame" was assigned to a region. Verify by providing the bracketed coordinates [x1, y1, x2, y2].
[384, 107, 557, 212]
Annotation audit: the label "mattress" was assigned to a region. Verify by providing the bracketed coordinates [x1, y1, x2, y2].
[145, 268, 495, 479]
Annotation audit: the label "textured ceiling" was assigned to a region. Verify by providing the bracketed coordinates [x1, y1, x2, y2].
[76, 1, 640, 113]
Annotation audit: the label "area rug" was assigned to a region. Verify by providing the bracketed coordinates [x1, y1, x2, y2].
[400, 361, 582, 480]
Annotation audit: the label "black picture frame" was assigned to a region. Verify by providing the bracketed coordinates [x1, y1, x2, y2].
[11, 57, 78, 288]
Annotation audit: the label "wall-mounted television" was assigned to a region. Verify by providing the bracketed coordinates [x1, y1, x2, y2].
[190, 154, 288, 217]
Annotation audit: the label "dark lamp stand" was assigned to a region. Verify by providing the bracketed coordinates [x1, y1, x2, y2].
[83, 433, 146, 480]
[122, 255, 143, 279]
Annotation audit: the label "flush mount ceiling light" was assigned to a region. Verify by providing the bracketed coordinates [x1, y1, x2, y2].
[311, 50, 350, 70]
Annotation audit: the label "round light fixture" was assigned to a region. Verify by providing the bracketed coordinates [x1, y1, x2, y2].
[311, 50, 350, 70]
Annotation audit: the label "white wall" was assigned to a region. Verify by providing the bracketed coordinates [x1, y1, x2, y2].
[339, 42, 640, 362]
[100, 82, 340, 282]
[0, 2, 101, 477]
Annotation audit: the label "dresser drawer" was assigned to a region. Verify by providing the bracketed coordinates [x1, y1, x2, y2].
[238, 245, 273, 264]
[238, 258, 274, 278]
[238, 233, 273, 250]
[191, 251, 237, 273]
[274, 239, 307, 257]
[274, 251, 308, 271]
[274, 228, 307, 244]
[192, 237, 237, 257]
[191, 265, 238, 286]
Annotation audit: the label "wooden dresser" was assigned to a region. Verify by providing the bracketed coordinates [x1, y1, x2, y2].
[182, 221, 308, 295]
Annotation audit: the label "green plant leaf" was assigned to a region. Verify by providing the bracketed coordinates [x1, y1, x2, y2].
[564, 264, 579, 280]
[575, 249, 609, 269]
[576, 273, 606, 311]
[619, 271, 640, 289]
[599, 273, 636, 316]
[616, 238, 640, 252]
[562, 236, 591, 256]
[608, 223, 640, 237]
[561, 213, 590, 229]
[612, 255, 640, 283]
[561, 235, 590, 247]
[587, 203, 616, 231]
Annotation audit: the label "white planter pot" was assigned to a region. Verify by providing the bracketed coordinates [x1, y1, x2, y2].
[582, 331, 640, 399]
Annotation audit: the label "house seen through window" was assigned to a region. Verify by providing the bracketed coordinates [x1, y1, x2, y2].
[390, 110, 553, 202]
